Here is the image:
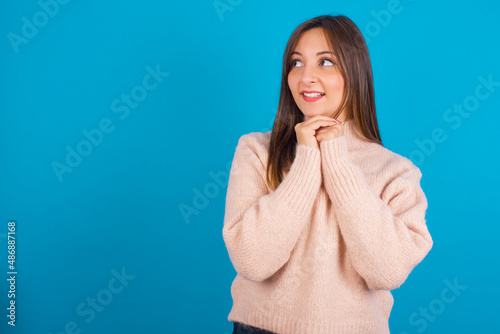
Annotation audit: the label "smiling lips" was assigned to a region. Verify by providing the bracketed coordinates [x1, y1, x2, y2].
[301, 90, 325, 102]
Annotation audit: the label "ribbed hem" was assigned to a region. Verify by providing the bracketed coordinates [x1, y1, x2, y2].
[319, 136, 367, 205]
[273, 143, 321, 217]
[228, 308, 389, 334]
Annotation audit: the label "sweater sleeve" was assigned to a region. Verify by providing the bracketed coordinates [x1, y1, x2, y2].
[222, 134, 322, 282]
[319, 135, 433, 291]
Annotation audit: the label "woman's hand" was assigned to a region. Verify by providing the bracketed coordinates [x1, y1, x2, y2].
[295, 115, 343, 149]
[315, 117, 343, 142]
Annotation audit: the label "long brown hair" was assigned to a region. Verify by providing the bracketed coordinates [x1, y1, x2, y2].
[266, 15, 382, 191]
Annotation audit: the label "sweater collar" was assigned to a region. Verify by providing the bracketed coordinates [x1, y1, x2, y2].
[342, 118, 375, 150]
[264, 119, 377, 150]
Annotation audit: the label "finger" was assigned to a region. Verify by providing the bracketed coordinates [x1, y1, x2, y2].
[310, 117, 342, 125]
[313, 123, 341, 133]
[303, 115, 339, 124]
[315, 127, 332, 134]
[306, 119, 339, 131]
[315, 128, 338, 137]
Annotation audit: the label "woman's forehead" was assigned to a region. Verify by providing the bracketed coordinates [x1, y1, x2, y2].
[294, 29, 336, 54]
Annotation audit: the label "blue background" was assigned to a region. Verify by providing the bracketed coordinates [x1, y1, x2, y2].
[1, 0, 499, 333]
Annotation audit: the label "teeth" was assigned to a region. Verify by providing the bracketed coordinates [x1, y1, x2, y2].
[303, 92, 324, 97]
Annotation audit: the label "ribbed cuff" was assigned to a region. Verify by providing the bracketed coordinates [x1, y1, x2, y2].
[319, 136, 367, 205]
[274, 143, 321, 217]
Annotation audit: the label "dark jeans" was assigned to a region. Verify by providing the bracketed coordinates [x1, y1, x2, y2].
[232, 321, 276, 334]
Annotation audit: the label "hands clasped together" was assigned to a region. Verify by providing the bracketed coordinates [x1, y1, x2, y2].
[294, 115, 344, 149]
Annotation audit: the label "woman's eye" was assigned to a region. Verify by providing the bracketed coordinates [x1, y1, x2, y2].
[321, 58, 334, 66]
[291, 59, 303, 67]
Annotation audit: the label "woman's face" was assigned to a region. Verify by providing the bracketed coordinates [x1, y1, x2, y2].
[287, 28, 346, 121]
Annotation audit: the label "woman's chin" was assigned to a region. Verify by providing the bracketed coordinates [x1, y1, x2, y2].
[302, 111, 328, 120]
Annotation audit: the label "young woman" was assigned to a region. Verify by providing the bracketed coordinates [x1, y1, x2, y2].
[223, 15, 433, 334]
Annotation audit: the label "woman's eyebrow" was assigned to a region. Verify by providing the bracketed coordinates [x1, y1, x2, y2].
[291, 51, 337, 56]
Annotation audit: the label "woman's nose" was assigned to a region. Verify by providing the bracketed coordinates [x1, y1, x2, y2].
[301, 65, 318, 84]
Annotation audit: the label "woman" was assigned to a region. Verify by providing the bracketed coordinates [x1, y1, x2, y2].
[223, 14, 433, 334]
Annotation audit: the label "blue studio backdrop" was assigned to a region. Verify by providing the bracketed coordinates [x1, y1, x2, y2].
[1, 0, 499, 333]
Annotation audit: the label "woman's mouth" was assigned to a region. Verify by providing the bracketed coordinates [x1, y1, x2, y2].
[301, 91, 325, 102]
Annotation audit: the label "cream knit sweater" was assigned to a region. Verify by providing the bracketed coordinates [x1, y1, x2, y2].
[222, 119, 433, 334]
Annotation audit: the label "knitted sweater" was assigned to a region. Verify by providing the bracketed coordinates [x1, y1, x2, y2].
[222, 119, 433, 334]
